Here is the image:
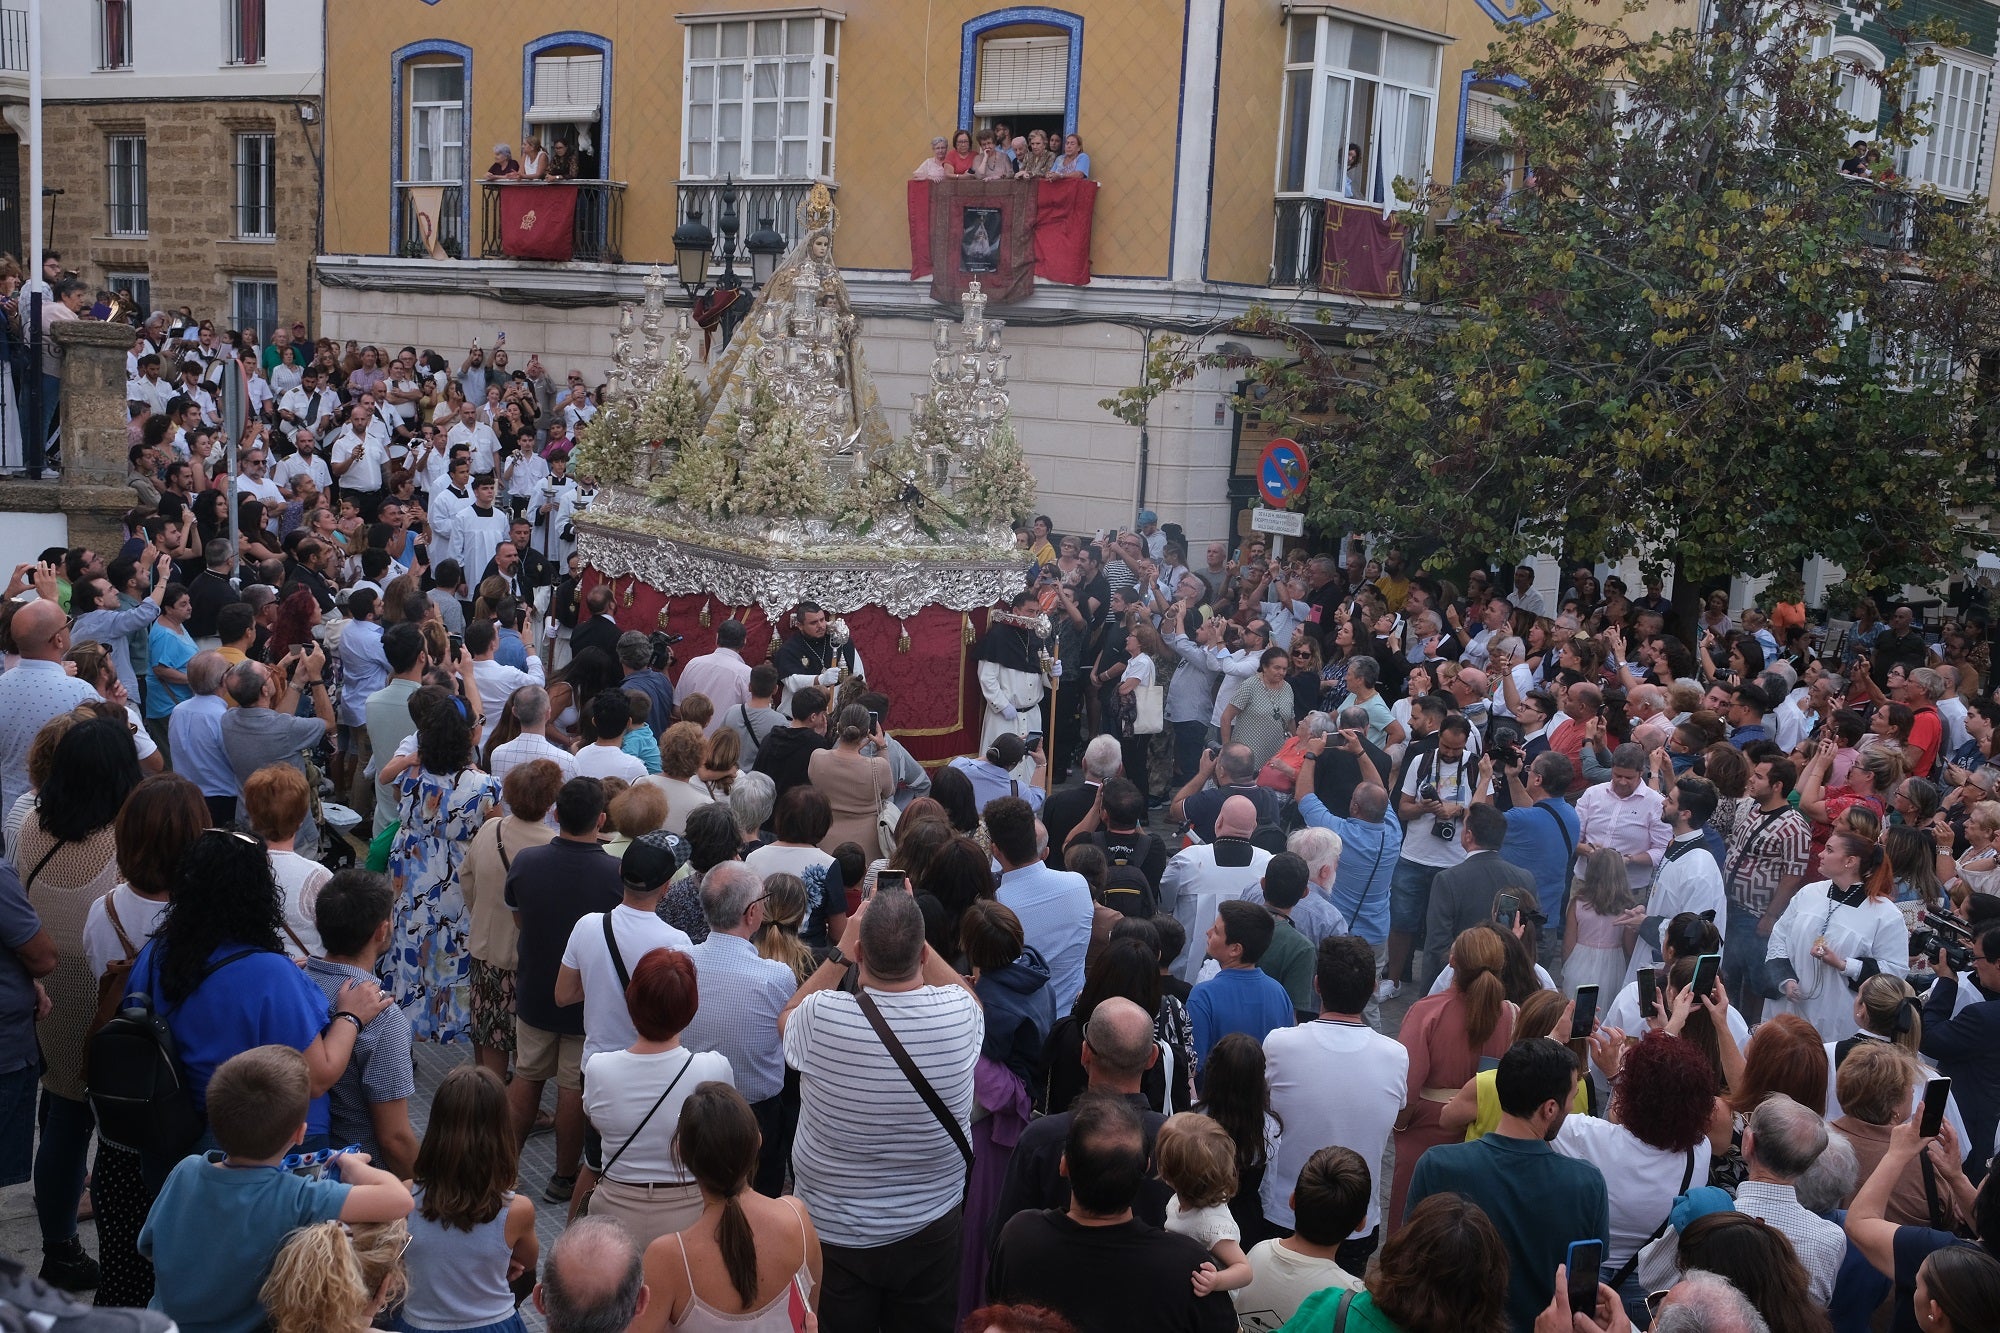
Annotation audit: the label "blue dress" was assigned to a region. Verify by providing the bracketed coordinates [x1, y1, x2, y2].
[388, 765, 501, 1044]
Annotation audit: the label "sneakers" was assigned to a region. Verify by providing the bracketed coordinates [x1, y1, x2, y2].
[1372, 978, 1401, 1002]
[543, 1172, 576, 1203]
[0, 1252, 176, 1333]
[34, 1241, 98, 1294]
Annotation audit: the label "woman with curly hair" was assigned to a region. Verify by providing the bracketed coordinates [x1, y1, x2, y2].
[1560, 1032, 1716, 1301]
[1282, 1193, 1510, 1333]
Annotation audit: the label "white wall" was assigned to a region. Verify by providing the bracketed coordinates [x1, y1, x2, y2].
[44, 0, 323, 99]
[0, 512, 67, 579]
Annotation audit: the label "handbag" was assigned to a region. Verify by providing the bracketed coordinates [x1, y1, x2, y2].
[1133, 684, 1165, 736]
[853, 989, 974, 1199]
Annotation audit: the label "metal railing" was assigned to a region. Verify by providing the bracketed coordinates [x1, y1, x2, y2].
[1844, 176, 1971, 254]
[477, 180, 626, 263]
[675, 179, 829, 262]
[1272, 195, 1421, 297]
[395, 181, 464, 259]
[0, 10, 26, 73]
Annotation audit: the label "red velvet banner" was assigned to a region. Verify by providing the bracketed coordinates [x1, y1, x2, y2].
[499, 184, 578, 261]
[576, 572, 990, 765]
[1033, 178, 1096, 286]
[908, 180, 934, 280]
[929, 178, 1037, 306]
[1320, 200, 1405, 298]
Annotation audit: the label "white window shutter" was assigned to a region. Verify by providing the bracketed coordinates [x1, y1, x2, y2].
[530, 53, 603, 122]
[975, 36, 1068, 117]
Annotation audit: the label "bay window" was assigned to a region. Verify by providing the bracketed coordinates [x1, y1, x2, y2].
[681, 13, 839, 180]
[1278, 11, 1441, 202]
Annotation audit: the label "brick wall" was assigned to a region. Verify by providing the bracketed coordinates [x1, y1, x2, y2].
[33, 98, 321, 331]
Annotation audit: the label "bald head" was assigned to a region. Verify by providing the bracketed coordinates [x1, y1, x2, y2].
[1082, 996, 1159, 1090]
[1455, 667, 1490, 698]
[1215, 794, 1259, 839]
[12, 599, 68, 660]
[536, 1217, 646, 1333]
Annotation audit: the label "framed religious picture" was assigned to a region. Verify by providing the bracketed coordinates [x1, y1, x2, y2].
[961, 207, 1002, 273]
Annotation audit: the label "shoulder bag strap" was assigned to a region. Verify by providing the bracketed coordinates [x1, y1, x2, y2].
[740, 705, 765, 751]
[1608, 1146, 1697, 1292]
[22, 839, 66, 895]
[601, 911, 630, 990]
[1331, 1289, 1356, 1333]
[598, 1052, 695, 1180]
[1725, 808, 1790, 897]
[279, 919, 311, 955]
[1538, 801, 1576, 869]
[102, 891, 139, 961]
[852, 988, 974, 1193]
[494, 821, 511, 871]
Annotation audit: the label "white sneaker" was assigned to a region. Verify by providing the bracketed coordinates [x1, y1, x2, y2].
[1373, 978, 1401, 1002]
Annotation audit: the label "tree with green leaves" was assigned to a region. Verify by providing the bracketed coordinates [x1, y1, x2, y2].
[1114, 0, 2000, 628]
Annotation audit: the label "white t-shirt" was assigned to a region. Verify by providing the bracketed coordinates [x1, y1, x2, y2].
[1398, 745, 1471, 869]
[1234, 1240, 1363, 1333]
[1125, 654, 1157, 689]
[744, 841, 835, 885]
[560, 904, 695, 1060]
[642, 774, 714, 837]
[272, 849, 332, 960]
[575, 744, 647, 784]
[1261, 1018, 1408, 1234]
[581, 1047, 733, 1184]
[1554, 1113, 1711, 1267]
[1165, 1197, 1238, 1252]
[82, 884, 170, 981]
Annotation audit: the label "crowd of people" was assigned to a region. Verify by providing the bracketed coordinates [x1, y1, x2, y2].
[1, 297, 2000, 1333]
[911, 126, 1092, 181]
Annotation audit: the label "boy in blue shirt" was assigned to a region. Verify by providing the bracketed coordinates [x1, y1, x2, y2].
[140, 1044, 414, 1333]
[620, 690, 663, 774]
[1188, 899, 1296, 1075]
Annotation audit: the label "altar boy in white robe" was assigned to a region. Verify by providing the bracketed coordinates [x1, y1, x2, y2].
[1625, 772, 1728, 988]
[977, 590, 1050, 753]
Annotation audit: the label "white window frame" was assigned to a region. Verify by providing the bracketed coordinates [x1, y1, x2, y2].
[233, 132, 276, 240]
[96, 0, 131, 71]
[231, 279, 278, 346]
[408, 62, 467, 186]
[104, 272, 149, 316]
[1902, 46, 1992, 200]
[679, 12, 840, 182]
[106, 134, 147, 238]
[1830, 37, 1884, 140]
[1276, 11, 1441, 204]
[223, 0, 264, 67]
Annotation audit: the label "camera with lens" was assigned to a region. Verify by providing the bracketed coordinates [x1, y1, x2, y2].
[1432, 818, 1457, 842]
[1912, 910, 1975, 974]
[1488, 721, 1524, 770]
[648, 630, 683, 672]
[1418, 781, 1441, 803]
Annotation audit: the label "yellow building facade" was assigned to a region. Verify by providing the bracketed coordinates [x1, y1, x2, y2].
[316, 0, 1991, 541]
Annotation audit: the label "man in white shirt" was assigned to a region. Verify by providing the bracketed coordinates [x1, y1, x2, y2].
[464, 617, 545, 725]
[674, 619, 754, 730]
[500, 433, 548, 511]
[277, 366, 337, 446]
[126, 354, 175, 417]
[1629, 774, 1726, 986]
[173, 361, 218, 425]
[1505, 564, 1547, 617]
[554, 831, 694, 1063]
[329, 402, 390, 518]
[988, 797, 1095, 1013]
[233, 443, 285, 510]
[428, 450, 476, 565]
[680, 861, 800, 1195]
[561, 383, 597, 434]
[573, 691, 647, 783]
[1160, 796, 1274, 982]
[274, 428, 333, 494]
[452, 475, 511, 593]
[0, 600, 103, 817]
[1260, 935, 1407, 1255]
[487, 686, 577, 809]
[447, 399, 501, 475]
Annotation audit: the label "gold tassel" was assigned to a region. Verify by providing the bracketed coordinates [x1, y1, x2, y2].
[897, 619, 911, 653]
[961, 612, 974, 645]
[621, 578, 635, 608]
[699, 600, 712, 628]
[657, 600, 672, 631]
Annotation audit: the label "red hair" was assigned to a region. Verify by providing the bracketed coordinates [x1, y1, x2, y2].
[1729, 1013, 1828, 1118]
[1615, 1032, 1718, 1153]
[626, 948, 698, 1040]
[960, 1308, 1077, 1333]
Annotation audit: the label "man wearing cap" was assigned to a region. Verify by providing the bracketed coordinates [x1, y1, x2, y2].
[946, 731, 1048, 815]
[1136, 510, 1166, 561]
[506, 776, 624, 1203]
[553, 829, 696, 1205]
[1727, 682, 1774, 747]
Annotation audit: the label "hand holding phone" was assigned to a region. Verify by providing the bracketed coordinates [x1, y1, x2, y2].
[1689, 952, 1722, 1005]
[1571, 984, 1599, 1039]
[1565, 1242, 1604, 1314]
[1637, 968, 1659, 1020]
[1921, 1077, 1952, 1138]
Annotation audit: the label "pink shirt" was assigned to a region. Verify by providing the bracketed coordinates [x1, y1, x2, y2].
[1574, 781, 1670, 888]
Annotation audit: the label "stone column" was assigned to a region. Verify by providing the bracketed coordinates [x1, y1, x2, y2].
[0, 318, 144, 551]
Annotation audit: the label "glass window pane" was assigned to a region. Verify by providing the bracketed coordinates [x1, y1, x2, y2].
[1347, 27, 1381, 75]
[1289, 15, 1316, 64]
[690, 104, 712, 138]
[782, 140, 805, 176]
[691, 66, 714, 100]
[719, 102, 742, 138]
[753, 62, 780, 98]
[1319, 75, 1351, 195]
[752, 101, 777, 140]
[753, 20, 780, 56]
[786, 18, 812, 54]
[1282, 66, 1312, 193]
[1385, 35, 1433, 88]
[689, 142, 710, 176]
[783, 100, 807, 135]
[719, 22, 746, 58]
[690, 24, 715, 59]
[824, 21, 836, 56]
[719, 63, 743, 95]
[1321, 21, 1352, 71]
[1400, 91, 1430, 182]
[785, 60, 809, 96]
[752, 138, 776, 174]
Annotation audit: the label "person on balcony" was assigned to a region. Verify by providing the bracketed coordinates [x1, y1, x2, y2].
[521, 134, 550, 181]
[484, 144, 521, 180]
[1018, 129, 1057, 179]
[547, 140, 578, 180]
[1050, 132, 1092, 180]
[973, 128, 1015, 180]
[912, 137, 953, 181]
[946, 129, 978, 176]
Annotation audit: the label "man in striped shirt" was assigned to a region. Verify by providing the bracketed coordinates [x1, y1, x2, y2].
[780, 887, 983, 1332]
[486, 686, 575, 818]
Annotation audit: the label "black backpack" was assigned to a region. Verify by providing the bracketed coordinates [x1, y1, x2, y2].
[87, 948, 256, 1157]
[1092, 831, 1159, 918]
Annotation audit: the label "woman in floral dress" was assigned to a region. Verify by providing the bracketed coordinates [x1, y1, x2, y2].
[386, 686, 501, 1044]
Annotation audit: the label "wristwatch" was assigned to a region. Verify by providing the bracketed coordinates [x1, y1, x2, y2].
[825, 946, 851, 969]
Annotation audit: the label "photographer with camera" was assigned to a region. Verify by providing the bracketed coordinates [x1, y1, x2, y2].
[1383, 714, 1476, 999]
[1921, 923, 2000, 1181]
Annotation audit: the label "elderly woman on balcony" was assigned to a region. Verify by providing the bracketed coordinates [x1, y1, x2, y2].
[484, 144, 521, 180]
[912, 136, 954, 181]
[972, 128, 1015, 179]
[1017, 129, 1057, 179]
[1050, 132, 1091, 180]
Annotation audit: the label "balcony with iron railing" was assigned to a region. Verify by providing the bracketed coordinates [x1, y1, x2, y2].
[479, 180, 625, 263]
[394, 182, 465, 260]
[0, 9, 28, 94]
[675, 180, 829, 263]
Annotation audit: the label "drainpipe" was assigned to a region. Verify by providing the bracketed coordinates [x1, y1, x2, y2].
[1133, 327, 1152, 524]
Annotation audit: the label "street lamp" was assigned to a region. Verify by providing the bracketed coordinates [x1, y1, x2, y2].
[747, 215, 785, 287]
[672, 208, 713, 294]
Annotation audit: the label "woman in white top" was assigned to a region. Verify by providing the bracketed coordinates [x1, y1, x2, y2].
[242, 763, 332, 959]
[633, 1082, 820, 1333]
[582, 948, 734, 1250]
[268, 342, 305, 395]
[1563, 1030, 1716, 1274]
[520, 134, 550, 180]
[1118, 621, 1169, 811]
[1764, 829, 1910, 1043]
